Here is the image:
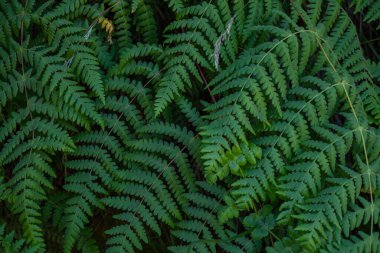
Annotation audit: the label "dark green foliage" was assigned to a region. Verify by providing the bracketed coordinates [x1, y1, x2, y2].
[0, 0, 379, 252]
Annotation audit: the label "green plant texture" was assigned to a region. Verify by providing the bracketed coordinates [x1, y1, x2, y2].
[0, 0, 379, 252]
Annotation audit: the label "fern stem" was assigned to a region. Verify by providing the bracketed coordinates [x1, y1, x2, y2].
[316, 34, 375, 248]
[315, 37, 337, 73]
[196, 63, 216, 103]
[342, 83, 374, 245]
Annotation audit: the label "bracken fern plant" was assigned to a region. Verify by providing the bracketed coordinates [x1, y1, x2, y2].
[0, 0, 379, 252]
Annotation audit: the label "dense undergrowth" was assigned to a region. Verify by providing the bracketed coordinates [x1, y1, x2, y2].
[0, 0, 380, 252]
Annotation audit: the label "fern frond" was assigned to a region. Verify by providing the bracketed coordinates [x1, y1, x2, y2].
[322, 232, 380, 253]
[168, 181, 256, 253]
[0, 223, 39, 253]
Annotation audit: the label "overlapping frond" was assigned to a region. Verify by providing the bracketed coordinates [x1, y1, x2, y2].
[0, 0, 379, 252]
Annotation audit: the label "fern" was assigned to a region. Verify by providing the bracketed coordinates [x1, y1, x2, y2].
[103, 120, 199, 252]
[0, 223, 38, 253]
[0, 0, 379, 252]
[348, 0, 380, 30]
[168, 181, 257, 253]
